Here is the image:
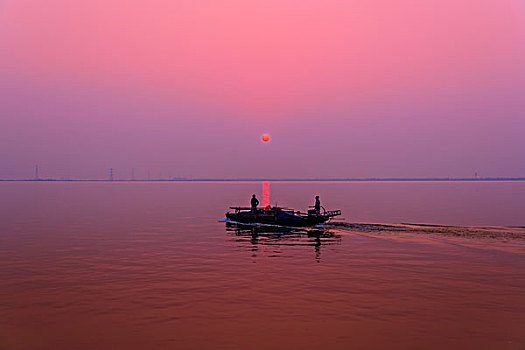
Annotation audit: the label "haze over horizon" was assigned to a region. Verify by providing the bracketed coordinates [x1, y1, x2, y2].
[1, 0, 525, 180]
[3, 169, 525, 181]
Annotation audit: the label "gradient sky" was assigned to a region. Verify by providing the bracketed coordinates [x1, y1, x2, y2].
[1, 0, 525, 179]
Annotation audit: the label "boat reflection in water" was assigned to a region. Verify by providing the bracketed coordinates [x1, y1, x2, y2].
[225, 222, 342, 262]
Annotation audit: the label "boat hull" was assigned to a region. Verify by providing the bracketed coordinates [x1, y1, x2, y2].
[225, 210, 330, 227]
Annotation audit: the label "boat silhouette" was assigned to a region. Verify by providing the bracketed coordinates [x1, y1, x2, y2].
[225, 205, 341, 227]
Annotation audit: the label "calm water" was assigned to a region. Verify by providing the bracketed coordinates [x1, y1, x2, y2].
[1, 181, 524, 349]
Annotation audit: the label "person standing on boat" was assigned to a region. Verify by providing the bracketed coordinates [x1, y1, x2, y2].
[251, 194, 259, 213]
[314, 196, 321, 215]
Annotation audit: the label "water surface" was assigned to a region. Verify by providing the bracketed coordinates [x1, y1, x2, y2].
[1, 181, 524, 349]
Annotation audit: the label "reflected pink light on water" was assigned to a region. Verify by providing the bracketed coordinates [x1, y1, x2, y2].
[262, 181, 270, 207]
[0, 182, 524, 349]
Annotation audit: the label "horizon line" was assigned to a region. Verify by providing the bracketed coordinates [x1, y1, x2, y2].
[1, 177, 525, 182]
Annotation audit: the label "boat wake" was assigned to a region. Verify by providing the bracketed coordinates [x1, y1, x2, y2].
[222, 218, 525, 240]
[327, 221, 525, 240]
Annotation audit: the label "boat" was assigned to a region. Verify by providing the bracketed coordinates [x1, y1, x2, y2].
[225, 206, 341, 227]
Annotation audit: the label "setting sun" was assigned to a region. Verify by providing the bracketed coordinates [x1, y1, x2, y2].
[261, 134, 270, 142]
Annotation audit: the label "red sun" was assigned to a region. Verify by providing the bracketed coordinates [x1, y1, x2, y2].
[261, 134, 270, 142]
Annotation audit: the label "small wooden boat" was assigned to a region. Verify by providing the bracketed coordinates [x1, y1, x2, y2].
[225, 206, 341, 227]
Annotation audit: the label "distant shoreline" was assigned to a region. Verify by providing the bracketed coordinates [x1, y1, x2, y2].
[1, 178, 525, 182]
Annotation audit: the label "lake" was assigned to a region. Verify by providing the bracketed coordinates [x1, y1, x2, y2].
[1, 181, 524, 349]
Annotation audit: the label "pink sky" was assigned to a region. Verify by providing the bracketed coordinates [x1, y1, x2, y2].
[1, 0, 524, 179]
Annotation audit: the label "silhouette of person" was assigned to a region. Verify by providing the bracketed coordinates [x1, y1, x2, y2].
[314, 195, 321, 215]
[251, 194, 259, 213]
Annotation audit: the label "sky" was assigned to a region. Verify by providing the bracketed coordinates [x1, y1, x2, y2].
[1, 0, 525, 179]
